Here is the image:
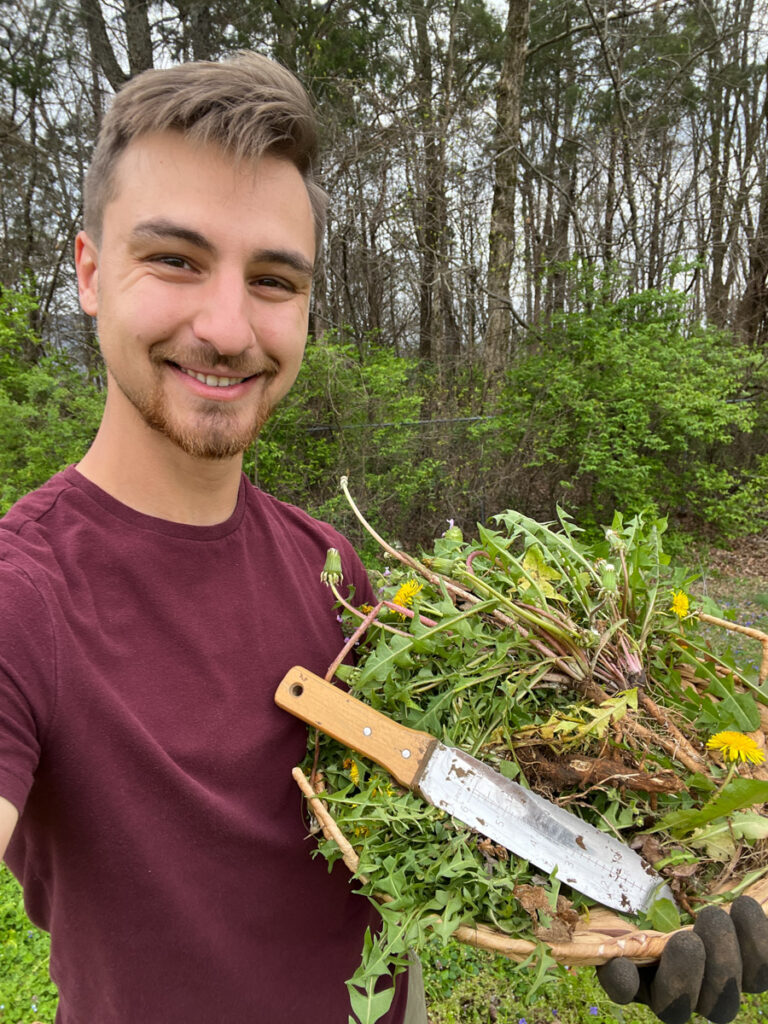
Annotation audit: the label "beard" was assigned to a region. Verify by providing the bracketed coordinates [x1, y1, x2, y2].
[109, 343, 280, 460]
[137, 391, 274, 459]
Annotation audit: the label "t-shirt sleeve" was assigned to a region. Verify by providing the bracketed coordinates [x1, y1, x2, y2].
[0, 560, 55, 812]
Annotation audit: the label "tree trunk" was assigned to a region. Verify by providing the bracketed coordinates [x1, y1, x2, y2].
[123, 0, 153, 76]
[484, 0, 530, 373]
[80, 0, 129, 90]
[736, 152, 768, 346]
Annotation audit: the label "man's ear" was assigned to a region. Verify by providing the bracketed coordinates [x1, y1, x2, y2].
[75, 231, 99, 316]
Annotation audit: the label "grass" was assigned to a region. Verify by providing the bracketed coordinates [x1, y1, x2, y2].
[1, 551, 767, 1023]
[689, 560, 768, 682]
[421, 935, 768, 1024]
[0, 869, 57, 1023]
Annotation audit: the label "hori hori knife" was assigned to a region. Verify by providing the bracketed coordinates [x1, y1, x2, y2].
[275, 666, 674, 916]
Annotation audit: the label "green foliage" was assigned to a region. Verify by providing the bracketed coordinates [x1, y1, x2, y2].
[0, 866, 57, 1023]
[250, 333, 444, 555]
[1, 281, 765, 550]
[480, 270, 766, 535]
[424, 937, 655, 1024]
[424, 936, 768, 1024]
[0, 289, 103, 513]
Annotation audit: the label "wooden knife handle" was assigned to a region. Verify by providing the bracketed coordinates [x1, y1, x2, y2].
[275, 666, 436, 789]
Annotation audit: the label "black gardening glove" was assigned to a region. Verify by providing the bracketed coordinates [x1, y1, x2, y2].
[596, 895, 768, 1024]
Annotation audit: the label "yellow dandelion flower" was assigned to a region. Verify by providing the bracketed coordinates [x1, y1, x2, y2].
[392, 579, 423, 617]
[353, 825, 369, 838]
[670, 590, 690, 618]
[706, 731, 766, 764]
[343, 758, 360, 785]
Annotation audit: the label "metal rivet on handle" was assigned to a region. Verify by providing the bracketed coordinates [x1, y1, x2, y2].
[363, 727, 372, 736]
[402, 749, 411, 759]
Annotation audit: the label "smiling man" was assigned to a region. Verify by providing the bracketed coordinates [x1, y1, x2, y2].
[0, 53, 417, 1023]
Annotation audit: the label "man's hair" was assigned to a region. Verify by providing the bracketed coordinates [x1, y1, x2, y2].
[83, 51, 327, 251]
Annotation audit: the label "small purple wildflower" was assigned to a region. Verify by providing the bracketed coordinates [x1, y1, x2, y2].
[518, 1018, 527, 1024]
[589, 1009, 599, 1017]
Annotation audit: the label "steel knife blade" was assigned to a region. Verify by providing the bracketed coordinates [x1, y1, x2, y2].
[275, 666, 674, 915]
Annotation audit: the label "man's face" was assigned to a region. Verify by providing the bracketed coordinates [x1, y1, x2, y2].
[75, 132, 316, 460]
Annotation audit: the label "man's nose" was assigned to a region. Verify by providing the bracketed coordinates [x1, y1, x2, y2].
[191, 272, 255, 356]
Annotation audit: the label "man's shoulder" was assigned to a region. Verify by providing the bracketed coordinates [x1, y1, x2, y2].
[0, 521, 56, 642]
[0, 469, 84, 596]
[242, 481, 370, 594]
[244, 481, 355, 550]
[0, 469, 76, 539]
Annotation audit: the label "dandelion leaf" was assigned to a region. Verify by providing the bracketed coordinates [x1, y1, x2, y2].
[687, 813, 768, 860]
[519, 544, 566, 602]
[646, 898, 682, 933]
[653, 778, 768, 837]
[704, 678, 761, 733]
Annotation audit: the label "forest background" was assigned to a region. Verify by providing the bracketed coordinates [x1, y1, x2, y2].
[1, 0, 767, 553]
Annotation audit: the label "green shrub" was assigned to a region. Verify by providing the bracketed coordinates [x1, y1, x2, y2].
[0, 289, 104, 514]
[250, 333, 447, 554]
[480, 273, 766, 536]
[2, 280, 765, 547]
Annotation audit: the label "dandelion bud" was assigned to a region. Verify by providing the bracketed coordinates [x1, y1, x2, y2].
[321, 548, 343, 587]
[605, 527, 625, 551]
[600, 563, 618, 593]
[425, 556, 458, 573]
[443, 520, 464, 543]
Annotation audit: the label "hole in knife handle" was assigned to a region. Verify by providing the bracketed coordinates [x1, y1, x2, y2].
[289, 683, 304, 697]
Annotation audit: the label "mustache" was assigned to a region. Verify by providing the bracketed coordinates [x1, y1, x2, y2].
[150, 343, 279, 378]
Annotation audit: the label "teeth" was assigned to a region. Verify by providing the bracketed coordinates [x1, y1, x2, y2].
[181, 368, 246, 387]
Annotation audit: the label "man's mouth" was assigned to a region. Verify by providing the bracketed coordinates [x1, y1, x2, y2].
[177, 367, 250, 388]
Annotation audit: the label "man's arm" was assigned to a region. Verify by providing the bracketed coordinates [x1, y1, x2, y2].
[0, 794, 19, 860]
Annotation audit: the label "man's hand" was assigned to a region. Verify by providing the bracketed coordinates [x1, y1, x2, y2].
[595, 896, 768, 1024]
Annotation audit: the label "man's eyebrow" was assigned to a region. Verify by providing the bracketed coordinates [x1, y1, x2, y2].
[131, 219, 214, 252]
[253, 249, 315, 280]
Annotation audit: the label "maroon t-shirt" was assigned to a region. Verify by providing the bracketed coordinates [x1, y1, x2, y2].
[0, 466, 407, 1023]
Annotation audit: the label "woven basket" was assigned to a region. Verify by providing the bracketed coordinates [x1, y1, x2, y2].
[294, 614, 768, 967]
[293, 766, 768, 966]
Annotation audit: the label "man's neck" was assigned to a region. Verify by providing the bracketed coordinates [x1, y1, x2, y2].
[77, 422, 245, 527]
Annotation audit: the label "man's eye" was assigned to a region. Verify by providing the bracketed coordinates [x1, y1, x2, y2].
[153, 255, 192, 270]
[255, 276, 290, 290]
